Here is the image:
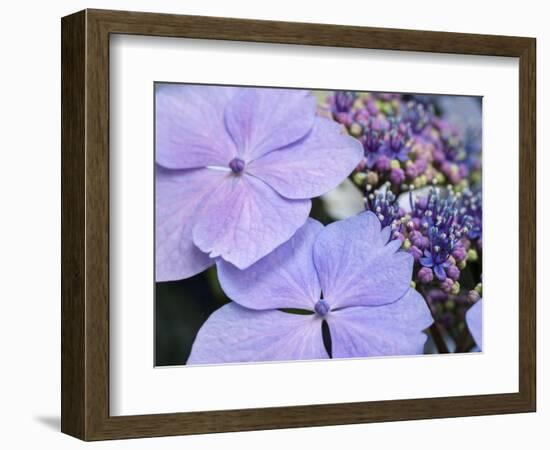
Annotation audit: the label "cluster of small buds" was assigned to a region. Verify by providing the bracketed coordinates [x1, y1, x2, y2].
[458, 185, 482, 252]
[396, 186, 474, 295]
[324, 92, 480, 191]
[328, 90, 357, 126]
[364, 183, 404, 228]
[400, 99, 434, 134]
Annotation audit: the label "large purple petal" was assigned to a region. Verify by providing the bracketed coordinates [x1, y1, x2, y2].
[224, 88, 316, 161]
[192, 174, 311, 269]
[327, 288, 433, 358]
[187, 303, 328, 364]
[247, 117, 363, 199]
[217, 219, 323, 310]
[313, 211, 413, 309]
[466, 299, 483, 350]
[155, 84, 237, 169]
[155, 166, 226, 281]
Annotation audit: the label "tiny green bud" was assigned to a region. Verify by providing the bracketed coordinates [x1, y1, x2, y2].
[410, 280, 416, 289]
[352, 172, 367, 186]
[467, 248, 478, 262]
[390, 159, 401, 170]
[349, 123, 362, 137]
[475, 283, 483, 295]
[380, 102, 393, 115]
[451, 281, 460, 295]
[458, 260, 467, 270]
[402, 238, 412, 250]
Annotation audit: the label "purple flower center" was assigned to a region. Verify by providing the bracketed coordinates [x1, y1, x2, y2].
[229, 157, 246, 174]
[365, 185, 403, 228]
[314, 299, 330, 317]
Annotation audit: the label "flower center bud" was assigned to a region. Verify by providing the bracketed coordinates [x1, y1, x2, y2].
[314, 299, 330, 317]
[229, 157, 245, 174]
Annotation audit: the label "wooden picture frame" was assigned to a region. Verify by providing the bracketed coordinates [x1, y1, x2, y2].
[61, 8, 536, 441]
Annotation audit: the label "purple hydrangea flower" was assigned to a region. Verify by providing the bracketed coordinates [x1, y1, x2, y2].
[187, 212, 433, 364]
[361, 122, 387, 169]
[329, 91, 357, 116]
[401, 186, 473, 282]
[459, 185, 482, 246]
[382, 120, 412, 162]
[364, 187, 401, 228]
[466, 299, 482, 350]
[155, 85, 363, 281]
[400, 100, 433, 135]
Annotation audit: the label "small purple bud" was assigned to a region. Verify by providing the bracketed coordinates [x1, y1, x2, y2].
[366, 99, 378, 115]
[410, 230, 422, 241]
[415, 157, 428, 173]
[418, 267, 434, 284]
[410, 230, 428, 249]
[229, 157, 246, 174]
[336, 112, 352, 127]
[451, 245, 467, 262]
[409, 245, 423, 262]
[447, 170, 461, 184]
[389, 167, 405, 185]
[446, 264, 460, 281]
[441, 161, 452, 173]
[314, 299, 331, 317]
[433, 148, 445, 164]
[375, 155, 391, 172]
[406, 164, 418, 179]
[441, 277, 454, 294]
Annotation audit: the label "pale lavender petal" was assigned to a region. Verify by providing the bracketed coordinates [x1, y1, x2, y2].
[217, 219, 323, 310]
[327, 288, 433, 358]
[156, 84, 237, 169]
[224, 88, 316, 161]
[187, 303, 328, 364]
[156, 167, 228, 281]
[192, 174, 311, 269]
[313, 211, 413, 309]
[247, 117, 363, 199]
[466, 299, 483, 349]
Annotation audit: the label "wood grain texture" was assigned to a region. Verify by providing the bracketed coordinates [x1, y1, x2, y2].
[60, 8, 537, 441]
[61, 10, 86, 438]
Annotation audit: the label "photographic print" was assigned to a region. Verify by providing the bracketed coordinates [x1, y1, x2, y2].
[154, 84, 483, 366]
